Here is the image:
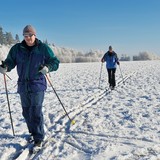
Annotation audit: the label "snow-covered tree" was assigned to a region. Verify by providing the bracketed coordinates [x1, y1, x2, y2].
[133, 51, 160, 61]
[15, 34, 20, 43]
[5, 32, 15, 45]
[0, 27, 5, 45]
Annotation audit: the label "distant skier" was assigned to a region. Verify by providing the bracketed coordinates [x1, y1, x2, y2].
[0, 25, 60, 150]
[101, 46, 120, 90]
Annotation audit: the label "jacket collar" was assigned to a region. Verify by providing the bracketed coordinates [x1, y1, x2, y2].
[21, 38, 39, 47]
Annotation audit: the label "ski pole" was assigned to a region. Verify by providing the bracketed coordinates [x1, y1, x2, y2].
[119, 65, 125, 84]
[98, 63, 103, 88]
[3, 74, 15, 136]
[45, 74, 75, 125]
[5, 73, 12, 80]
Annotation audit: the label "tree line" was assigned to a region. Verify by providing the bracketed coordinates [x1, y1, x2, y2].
[50, 45, 104, 63]
[0, 26, 159, 62]
[1, 44, 159, 63]
[0, 26, 20, 45]
[119, 52, 160, 61]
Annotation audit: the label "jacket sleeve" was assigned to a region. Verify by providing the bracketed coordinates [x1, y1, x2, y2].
[4, 45, 17, 72]
[115, 52, 119, 62]
[44, 44, 60, 72]
[102, 52, 108, 61]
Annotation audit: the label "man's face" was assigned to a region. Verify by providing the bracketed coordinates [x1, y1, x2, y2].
[109, 48, 112, 52]
[23, 33, 36, 46]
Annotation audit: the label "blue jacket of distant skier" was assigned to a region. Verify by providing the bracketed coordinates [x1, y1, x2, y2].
[102, 51, 119, 69]
[4, 39, 60, 93]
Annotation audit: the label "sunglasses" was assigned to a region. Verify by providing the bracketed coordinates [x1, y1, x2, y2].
[23, 34, 35, 38]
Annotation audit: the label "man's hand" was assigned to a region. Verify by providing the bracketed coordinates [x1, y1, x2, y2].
[0, 65, 7, 74]
[101, 59, 105, 63]
[117, 61, 120, 65]
[39, 66, 49, 75]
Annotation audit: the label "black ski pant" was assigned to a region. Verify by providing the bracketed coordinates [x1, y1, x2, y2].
[107, 68, 116, 87]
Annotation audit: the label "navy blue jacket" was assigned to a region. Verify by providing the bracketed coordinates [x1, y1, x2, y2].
[4, 39, 60, 93]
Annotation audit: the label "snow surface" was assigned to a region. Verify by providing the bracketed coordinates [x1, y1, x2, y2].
[0, 61, 160, 160]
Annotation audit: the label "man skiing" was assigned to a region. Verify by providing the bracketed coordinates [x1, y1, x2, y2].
[101, 46, 120, 90]
[0, 25, 60, 150]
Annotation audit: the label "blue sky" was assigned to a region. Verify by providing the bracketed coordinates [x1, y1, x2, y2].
[1, 0, 160, 55]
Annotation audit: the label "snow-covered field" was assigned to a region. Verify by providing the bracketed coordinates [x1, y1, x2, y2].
[0, 61, 160, 160]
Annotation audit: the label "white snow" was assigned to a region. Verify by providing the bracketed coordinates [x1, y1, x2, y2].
[0, 61, 160, 160]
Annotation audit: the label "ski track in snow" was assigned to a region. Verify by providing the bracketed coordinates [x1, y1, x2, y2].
[0, 61, 160, 160]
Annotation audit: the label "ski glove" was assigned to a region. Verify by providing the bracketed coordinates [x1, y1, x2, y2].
[101, 59, 105, 63]
[39, 66, 49, 75]
[117, 61, 120, 65]
[0, 65, 7, 74]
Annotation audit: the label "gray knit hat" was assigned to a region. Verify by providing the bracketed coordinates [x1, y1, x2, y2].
[23, 25, 36, 35]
